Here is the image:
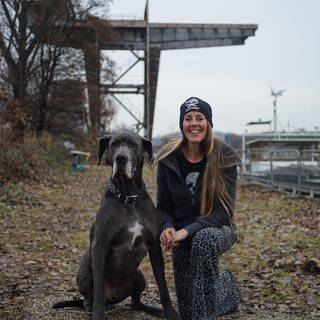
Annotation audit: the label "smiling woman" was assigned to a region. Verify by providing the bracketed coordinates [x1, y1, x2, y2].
[182, 112, 208, 146]
[154, 97, 242, 320]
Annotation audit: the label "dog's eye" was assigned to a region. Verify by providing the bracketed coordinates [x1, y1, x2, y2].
[127, 141, 138, 149]
[110, 140, 121, 149]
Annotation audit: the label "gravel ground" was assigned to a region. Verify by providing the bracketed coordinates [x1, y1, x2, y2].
[1, 293, 319, 320]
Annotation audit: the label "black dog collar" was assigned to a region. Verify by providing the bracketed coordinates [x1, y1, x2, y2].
[105, 178, 144, 204]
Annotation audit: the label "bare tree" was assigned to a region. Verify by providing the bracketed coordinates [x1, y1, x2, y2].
[0, 0, 112, 139]
[46, 78, 87, 140]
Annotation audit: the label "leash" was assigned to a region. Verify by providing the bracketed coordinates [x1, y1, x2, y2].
[105, 178, 145, 204]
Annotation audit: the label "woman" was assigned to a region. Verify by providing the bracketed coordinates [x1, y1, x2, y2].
[155, 97, 242, 320]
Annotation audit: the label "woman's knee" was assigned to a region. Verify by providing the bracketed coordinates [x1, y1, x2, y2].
[191, 228, 219, 255]
[191, 226, 237, 256]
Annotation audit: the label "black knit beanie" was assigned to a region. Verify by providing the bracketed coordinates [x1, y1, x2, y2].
[179, 97, 213, 131]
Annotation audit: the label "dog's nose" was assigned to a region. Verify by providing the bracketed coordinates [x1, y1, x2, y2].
[115, 154, 128, 164]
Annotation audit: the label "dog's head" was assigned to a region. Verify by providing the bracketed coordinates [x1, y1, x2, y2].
[97, 130, 153, 179]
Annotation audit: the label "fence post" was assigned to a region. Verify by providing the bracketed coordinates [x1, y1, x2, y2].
[297, 150, 302, 196]
[246, 149, 252, 180]
[270, 150, 274, 187]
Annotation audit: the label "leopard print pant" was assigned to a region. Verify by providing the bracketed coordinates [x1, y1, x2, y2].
[172, 226, 242, 320]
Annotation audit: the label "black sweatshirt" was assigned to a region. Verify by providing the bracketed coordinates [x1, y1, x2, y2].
[156, 142, 239, 240]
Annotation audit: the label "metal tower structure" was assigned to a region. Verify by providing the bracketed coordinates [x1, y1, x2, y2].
[270, 87, 285, 133]
[29, 1, 258, 139]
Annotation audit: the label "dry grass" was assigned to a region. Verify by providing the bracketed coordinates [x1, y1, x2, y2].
[0, 165, 319, 319]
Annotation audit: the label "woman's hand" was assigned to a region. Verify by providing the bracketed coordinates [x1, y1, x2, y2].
[160, 228, 176, 249]
[172, 228, 189, 245]
[160, 228, 189, 249]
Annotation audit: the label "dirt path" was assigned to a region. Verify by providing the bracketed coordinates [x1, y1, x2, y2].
[1, 165, 319, 319]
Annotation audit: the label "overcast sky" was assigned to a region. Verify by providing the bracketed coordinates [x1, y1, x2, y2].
[106, 0, 320, 137]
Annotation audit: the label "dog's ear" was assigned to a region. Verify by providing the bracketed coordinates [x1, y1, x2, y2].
[97, 135, 112, 165]
[142, 137, 154, 164]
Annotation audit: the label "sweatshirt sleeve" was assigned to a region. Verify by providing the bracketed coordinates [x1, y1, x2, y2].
[156, 162, 175, 230]
[185, 165, 238, 237]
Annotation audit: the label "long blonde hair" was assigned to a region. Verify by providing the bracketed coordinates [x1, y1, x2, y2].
[154, 124, 241, 220]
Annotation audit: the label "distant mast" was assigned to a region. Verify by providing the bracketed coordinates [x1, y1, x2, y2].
[270, 87, 285, 133]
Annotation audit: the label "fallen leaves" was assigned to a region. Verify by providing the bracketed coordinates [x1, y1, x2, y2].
[302, 258, 320, 274]
[224, 181, 320, 315]
[0, 169, 319, 319]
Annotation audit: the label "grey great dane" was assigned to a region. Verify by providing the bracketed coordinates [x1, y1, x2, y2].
[53, 129, 179, 320]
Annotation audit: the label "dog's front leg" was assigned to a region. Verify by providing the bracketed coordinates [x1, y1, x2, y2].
[149, 244, 180, 320]
[92, 243, 107, 320]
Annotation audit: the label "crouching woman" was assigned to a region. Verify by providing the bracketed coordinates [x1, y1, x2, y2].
[154, 97, 242, 320]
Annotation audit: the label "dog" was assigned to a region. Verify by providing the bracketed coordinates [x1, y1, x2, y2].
[53, 129, 179, 320]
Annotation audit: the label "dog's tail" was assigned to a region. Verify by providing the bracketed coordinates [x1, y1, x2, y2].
[52, 299, 84, 309]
